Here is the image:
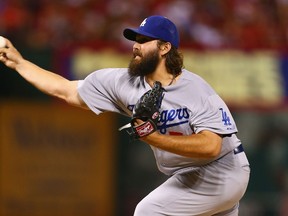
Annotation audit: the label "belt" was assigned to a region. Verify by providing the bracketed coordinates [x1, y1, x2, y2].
[233, 144, 244, 155]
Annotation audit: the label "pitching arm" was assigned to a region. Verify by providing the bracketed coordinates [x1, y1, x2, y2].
[0, 37, 88, 109]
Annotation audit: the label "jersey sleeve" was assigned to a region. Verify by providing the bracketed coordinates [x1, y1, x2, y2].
[190, 94, 238, 135]
[77, 69, 126, 115]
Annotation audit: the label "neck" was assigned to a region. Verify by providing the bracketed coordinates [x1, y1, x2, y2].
[145, 62, 177, 87]
[145, 73, 175, 87]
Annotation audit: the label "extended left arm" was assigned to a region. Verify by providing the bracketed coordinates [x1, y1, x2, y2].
[141, 130, 222, 159]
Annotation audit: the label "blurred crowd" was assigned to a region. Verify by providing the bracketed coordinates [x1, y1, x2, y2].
[0, 0, 288, 50]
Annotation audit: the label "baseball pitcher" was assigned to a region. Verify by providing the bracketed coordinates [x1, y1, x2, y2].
[0, 15, 250, 216]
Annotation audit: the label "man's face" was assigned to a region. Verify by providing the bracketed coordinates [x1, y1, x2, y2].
[128, 35, 160, 78]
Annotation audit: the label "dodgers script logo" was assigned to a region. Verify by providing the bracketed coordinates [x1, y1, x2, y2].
[157, 108, 190, 134]
[127, 105, 190, 134]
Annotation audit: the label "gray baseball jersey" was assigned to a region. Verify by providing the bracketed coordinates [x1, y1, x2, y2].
[78, 68, 241, 176]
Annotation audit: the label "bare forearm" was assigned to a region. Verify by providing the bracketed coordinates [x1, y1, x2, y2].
[141, 130, 222, 159]
[15, 59, 72, 100]
[0, 38, 86, 108]
[15, 60, 86, 107]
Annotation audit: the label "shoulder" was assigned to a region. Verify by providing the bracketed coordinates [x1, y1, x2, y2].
[81, 67, 145, 96]
[181, 69, 208, 83]
[179, 69, 215, 94]
[82, 68, 131, 86]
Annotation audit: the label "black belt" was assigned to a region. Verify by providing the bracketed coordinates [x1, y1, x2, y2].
[233, 144, 244, 155]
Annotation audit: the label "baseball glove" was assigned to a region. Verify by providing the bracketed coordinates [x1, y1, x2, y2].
[119, 81, 165, 139]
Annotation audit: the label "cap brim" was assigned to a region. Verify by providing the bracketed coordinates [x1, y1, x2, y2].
[123, 28, 158, 42]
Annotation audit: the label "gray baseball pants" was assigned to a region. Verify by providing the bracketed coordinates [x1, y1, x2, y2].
[134, 150, 250, 216]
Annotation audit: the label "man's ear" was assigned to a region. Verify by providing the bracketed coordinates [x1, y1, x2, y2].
[159, 42, 172, 56]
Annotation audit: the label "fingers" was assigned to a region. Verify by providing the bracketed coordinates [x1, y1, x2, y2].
[0, 37, 9, 59]
[0, 50, 13, 68]
[0, 37, 19, 55]
[0, 48, 8, 62]
[0, 38, 23, 70]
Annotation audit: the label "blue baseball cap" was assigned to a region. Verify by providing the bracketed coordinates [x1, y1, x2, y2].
[123, 15, 179, 48]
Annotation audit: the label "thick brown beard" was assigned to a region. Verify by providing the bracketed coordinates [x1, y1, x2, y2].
[128, 49, 160, 79]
